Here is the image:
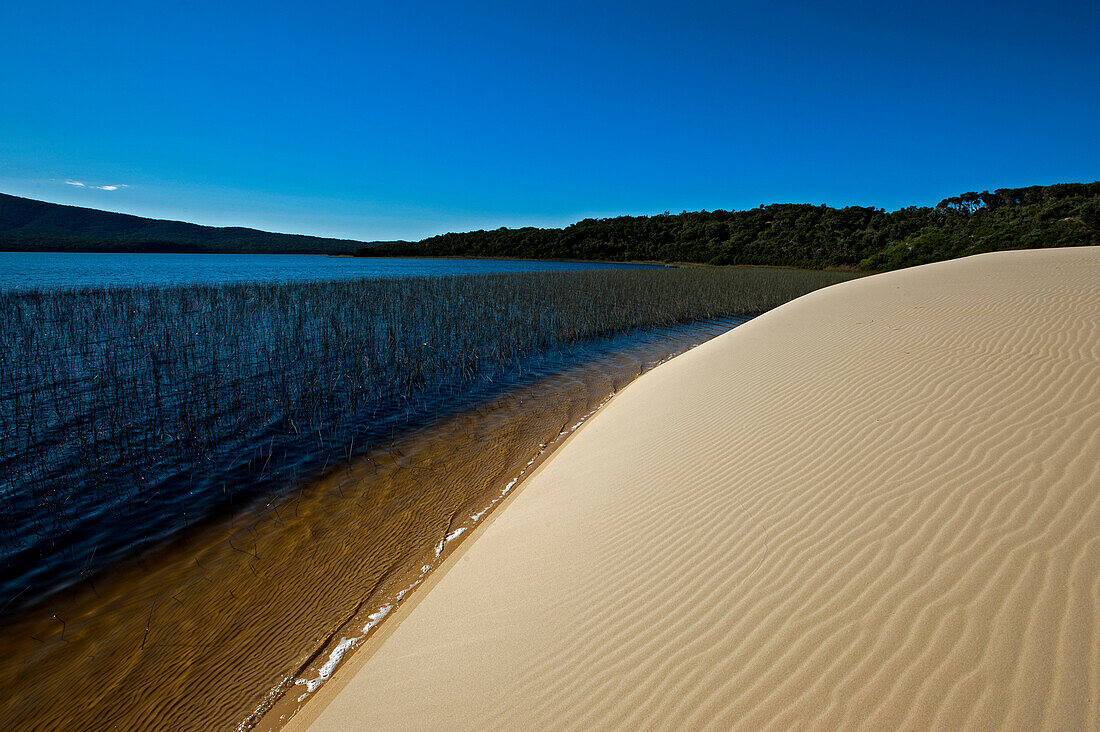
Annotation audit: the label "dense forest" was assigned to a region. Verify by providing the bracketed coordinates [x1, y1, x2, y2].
[361, 182, 1100, 270]
[3, 183, 1097, 267]
[0, 193, 389, 254]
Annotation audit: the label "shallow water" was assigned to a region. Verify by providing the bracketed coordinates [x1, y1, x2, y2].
[0, 315, 747, 732]
[3, 270, 685, 612]
[0, 252, 651, 291]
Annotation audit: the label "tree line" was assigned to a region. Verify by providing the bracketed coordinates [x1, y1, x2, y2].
[4, 182, 1097, 267]
[360, 182, 1100, 270]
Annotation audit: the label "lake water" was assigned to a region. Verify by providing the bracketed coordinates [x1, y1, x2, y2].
[0, 252, 653, 290]
[0, 313, 753, 731]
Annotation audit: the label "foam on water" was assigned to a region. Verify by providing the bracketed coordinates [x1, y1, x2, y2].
[289, 382, 631, 703]
[0, 313, 758, 732]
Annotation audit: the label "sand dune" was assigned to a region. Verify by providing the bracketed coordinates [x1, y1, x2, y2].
[292, 248, 1100, 730]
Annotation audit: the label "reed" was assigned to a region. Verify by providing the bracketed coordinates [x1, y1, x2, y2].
[0, 266, 852, 607]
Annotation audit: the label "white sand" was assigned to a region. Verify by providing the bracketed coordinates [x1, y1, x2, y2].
[293, 248, 1100, 730]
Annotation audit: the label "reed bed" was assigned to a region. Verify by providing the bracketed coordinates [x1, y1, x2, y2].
[0, 266, 852, 608]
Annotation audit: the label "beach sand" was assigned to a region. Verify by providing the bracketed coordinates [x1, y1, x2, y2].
[290, 248, 1099, 730]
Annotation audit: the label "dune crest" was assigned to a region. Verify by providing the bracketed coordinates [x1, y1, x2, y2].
[294, 248, 1100, 731]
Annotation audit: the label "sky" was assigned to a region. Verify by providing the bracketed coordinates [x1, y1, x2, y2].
[2, 0, 1098, 241]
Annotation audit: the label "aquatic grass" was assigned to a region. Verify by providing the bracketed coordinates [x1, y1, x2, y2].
[0, 266, 853, 608]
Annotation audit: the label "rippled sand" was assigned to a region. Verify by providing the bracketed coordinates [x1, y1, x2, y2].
[295, 248, 1100, 731]
[0, 318, 743, 731]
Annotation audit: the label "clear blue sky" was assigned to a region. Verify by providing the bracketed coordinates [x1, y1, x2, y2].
[2, 0, 1097, 241]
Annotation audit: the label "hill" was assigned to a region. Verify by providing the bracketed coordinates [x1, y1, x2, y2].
[4, 182, 1097, 267]
[359, 182, 1100, 270]
[0, 193, 389, 254]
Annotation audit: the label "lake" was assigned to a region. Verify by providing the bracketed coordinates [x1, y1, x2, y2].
[0, 252, 653, 290]
[0, 261, 852, 730]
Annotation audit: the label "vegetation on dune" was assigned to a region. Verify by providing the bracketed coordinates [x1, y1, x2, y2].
[0, 266, 853, 609]
[359, 182, 1100, 270]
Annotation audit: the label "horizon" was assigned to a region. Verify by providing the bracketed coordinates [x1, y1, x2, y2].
[3, 1, 1098, 241]
[3, 178, 1099, 245]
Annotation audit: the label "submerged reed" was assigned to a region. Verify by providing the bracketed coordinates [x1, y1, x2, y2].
[0, 266, 851, 607]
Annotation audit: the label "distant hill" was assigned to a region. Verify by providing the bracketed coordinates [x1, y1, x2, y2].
[0, 192, 405, 254]
[5, 182, 1098, 267]
[359, 181, 1100, 270]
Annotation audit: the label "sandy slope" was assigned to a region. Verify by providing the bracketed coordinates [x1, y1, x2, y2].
[293, 248, 1100, 731]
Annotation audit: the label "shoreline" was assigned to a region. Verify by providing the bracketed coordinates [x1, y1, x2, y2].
[0, 314, 749, 731]
[254, 381, 625, 729]
[255, 322, 744, 728]
[294, 248, 1100, 730]
[271, 335, 694, 730]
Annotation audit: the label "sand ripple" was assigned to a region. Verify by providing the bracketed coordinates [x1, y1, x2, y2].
[296, 248, 1100, 731]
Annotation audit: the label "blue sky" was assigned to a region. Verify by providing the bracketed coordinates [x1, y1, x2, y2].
[2, 0, 1097, 241]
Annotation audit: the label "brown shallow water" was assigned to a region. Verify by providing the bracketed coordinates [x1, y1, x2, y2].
[0, 317, 747, 731]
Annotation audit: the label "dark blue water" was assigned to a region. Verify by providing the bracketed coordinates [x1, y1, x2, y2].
[0, 252, 653, 291]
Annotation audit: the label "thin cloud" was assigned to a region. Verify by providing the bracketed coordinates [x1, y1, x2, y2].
[65, 179, 128, 191]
